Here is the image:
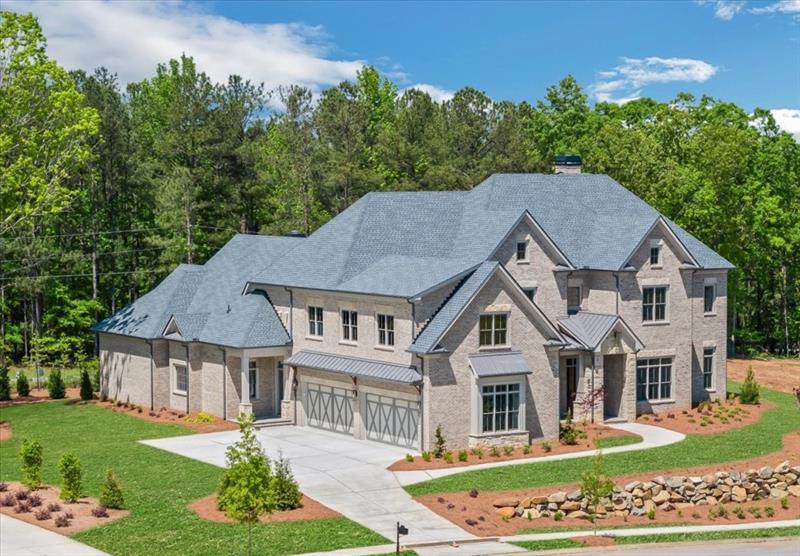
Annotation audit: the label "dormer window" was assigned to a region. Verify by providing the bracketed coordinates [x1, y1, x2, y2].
[516, 240, 528, 262]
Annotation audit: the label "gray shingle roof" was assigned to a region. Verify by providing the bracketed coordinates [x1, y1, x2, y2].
[468, 351, 532, 377]
[284, 350, 422, 384]
[557, 311, 645, 351]
[409, 261, 499, 354]
[93, 234, 301, 348]
[250, 173, 732, 299]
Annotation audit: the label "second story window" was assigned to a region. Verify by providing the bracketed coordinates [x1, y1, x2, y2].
[376, 313, 395, 347]
[341, 310, 358, 342]
[479, 313, 508, 347]
[516, 240, 528, 261]
[643, 286, 668, 322]
[567, 286, 581, 314]
[649, 245, 661, 266]
[308, 306, 323, 337]
[703, 347, 715, 389]
[704, 284, 716, 314]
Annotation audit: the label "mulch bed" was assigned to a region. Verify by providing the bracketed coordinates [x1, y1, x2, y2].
[0, 421, 11, 442]
[637, 398, 774, 436]
[416, 431, 800, 537]
[389, 424, 639, 471]
[188, 493, 339, 524]
[91, 400, 239, 433]
[0, 481, 128, 534]
[0, 387, 81, 408]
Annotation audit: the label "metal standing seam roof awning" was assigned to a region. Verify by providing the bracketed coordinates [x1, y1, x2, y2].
[468, 351, 532, 378]
[284, 350, 422, 385]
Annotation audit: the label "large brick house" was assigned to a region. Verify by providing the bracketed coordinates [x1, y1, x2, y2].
[93, 158, 733, 450]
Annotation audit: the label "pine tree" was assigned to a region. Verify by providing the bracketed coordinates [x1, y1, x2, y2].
[100, 468, 124, 509]
[271, 451, 301, 511]
[79, 369, 93, 400]
[433, 424, 447, 459]
[739, 366, 760, 404]
[47, 369, 65, 399]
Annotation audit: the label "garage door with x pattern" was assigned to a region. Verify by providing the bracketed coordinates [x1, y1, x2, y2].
[364, 392, 420, 448]
[304, 382, 354, 435]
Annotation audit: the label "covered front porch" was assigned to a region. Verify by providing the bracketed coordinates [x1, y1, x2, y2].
[557, 312, 644, 423]
[229, 346, 292, 421]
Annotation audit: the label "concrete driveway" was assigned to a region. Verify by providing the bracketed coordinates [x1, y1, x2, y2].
[141, 426, 474, 545]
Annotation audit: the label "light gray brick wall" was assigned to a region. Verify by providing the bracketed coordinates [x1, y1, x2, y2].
[98, 333, 151, 407]
[691, 270, 728, 403]
[424, 273, 560, 449]
[152, 340, 170, 410]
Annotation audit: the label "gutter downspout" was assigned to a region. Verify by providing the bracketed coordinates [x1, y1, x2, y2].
[147, 340, 154, 411]
[185, 343, 190, 415]
[614, 273, 620, 315]
[283, 287, 293, 336]
[419, 357, 425, 452]
[219, 347, 227, 421]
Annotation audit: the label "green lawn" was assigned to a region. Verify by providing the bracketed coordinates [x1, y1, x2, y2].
[511, 525, 800, 551]
[596, 434, 643, 449]
[0, 400, 387, 556]
[407, 383, 800, 496]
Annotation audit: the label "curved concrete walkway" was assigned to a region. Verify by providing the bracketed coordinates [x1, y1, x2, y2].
[0, 514, 108, 556]
[393, 423, 685, 486]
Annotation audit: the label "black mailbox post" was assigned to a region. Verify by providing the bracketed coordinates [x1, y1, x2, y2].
[396, 521, 408, 555]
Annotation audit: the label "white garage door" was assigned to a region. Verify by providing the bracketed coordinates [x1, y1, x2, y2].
[304, 382, 354, 435]
[364, 392, 419, 449]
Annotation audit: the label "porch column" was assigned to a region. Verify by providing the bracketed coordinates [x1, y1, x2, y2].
[239, 354, 252, 416]
[622, 354, 637, 421]
[591, 350, 604, 423]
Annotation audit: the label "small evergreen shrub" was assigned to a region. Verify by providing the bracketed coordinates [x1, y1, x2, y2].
[739, 366, 760, 404]
[553, 510, 564, 521]
[522, 444, 531, 455]
[559, 410, 578, 445]
[458, 449, 468, 462]
[490, 446, 500, 457]
[443, 451, 454, 464]
[647, 507, 656, 520]
[780, 496, 789, 510]
[20, 439, 43, 488]
[405, 453, 414, 462]
[100, 469, 124, 509]
[271, 452, 301, 511]
[765, 506, 775, 517]
[16, 372, 30, 397]
[433, 425, 447, 459]
[79, 369, 93, 401]
[58, 452, 83, 502]
[733, 506, 745, 519]
[542, 441, 552, 453]
[748, 506, 762, 518]
[502, 445, 514, 456]
[0, 367, 10, 400]
[48, 370, 66, 399]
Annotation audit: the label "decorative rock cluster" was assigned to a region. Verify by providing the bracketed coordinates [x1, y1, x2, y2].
[494, 461, 800, 520]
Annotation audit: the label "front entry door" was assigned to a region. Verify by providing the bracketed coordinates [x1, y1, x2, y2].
[565, 357, 578, 416]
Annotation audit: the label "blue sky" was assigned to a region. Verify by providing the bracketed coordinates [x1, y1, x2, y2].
[9, 0, 800, 135]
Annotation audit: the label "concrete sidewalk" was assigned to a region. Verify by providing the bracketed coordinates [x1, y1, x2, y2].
[393, 423, 685, 486]
[0, 514, 108, 556]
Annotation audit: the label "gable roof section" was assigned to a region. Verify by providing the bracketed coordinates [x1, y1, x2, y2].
[409, 261, 564, 354]
[93, 234, 300, 348]
[557, 311, 644, 351]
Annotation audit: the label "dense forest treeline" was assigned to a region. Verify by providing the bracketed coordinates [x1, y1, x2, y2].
[1, 12, 798, 368]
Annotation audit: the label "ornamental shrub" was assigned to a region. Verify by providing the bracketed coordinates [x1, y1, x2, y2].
[559, 410, 579, 445]
[20, 439, 43, 488]
[739, 366, 760, 404]
[58, 452, 83, 502]
[100, 469, 124, 509]
[79, 369, 93, 401]
[271, 451, 301, 511]
[48, 369, 65, 399]
[433, 424, 447, 459]
[16, 372, 30, 397]
[0, 367, 10, 400]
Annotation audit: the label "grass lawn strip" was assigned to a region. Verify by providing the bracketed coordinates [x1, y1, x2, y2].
[511, 524, 800, 551]
[0, 400, 387, 556]
[595, 435, 642, 449]
[407, 383, 800, 496]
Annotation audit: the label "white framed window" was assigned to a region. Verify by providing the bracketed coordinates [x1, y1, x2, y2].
[703, 284, 716, 314]
[567, 286, 581, 314]
[248, 359, 258, 399]
[642, 286, 668, 322]
[636, 357, 672, 401]
[481, 382, 521, 432]
[703, 347, 715, 390]
[174, 364, 188, 394]
[341, 310, 358, 342]
[516, 240, 528, 262]
[649, 246, 661, 266]
[479, 313, 508, 347]
[308, 306, 324, 337]
[523, 287, 537, 303]
[376, 313, 395, 347]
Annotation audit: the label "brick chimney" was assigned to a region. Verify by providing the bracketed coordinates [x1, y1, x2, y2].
[554, 155, 582, 174]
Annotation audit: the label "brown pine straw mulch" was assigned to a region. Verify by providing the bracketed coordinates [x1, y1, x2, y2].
[0, 421, 11, 442]
[637, 398, 775, 436]
[0, 387, 81, 407]
[188, 493, 339, 524]
[389, 424, 639, 471]
[0, 481, 128, 534]
[416, 431, 800, 537]
[90, 400, 239, 433]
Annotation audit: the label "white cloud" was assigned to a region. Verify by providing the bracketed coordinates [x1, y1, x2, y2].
[590, 57, 718, 104]
[750, 0, 800, 15]
[6, 0, 365, 98]
[713, 1, 747, 20]
[770, 108, 800, 141]
[400, 83, 455, 103]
